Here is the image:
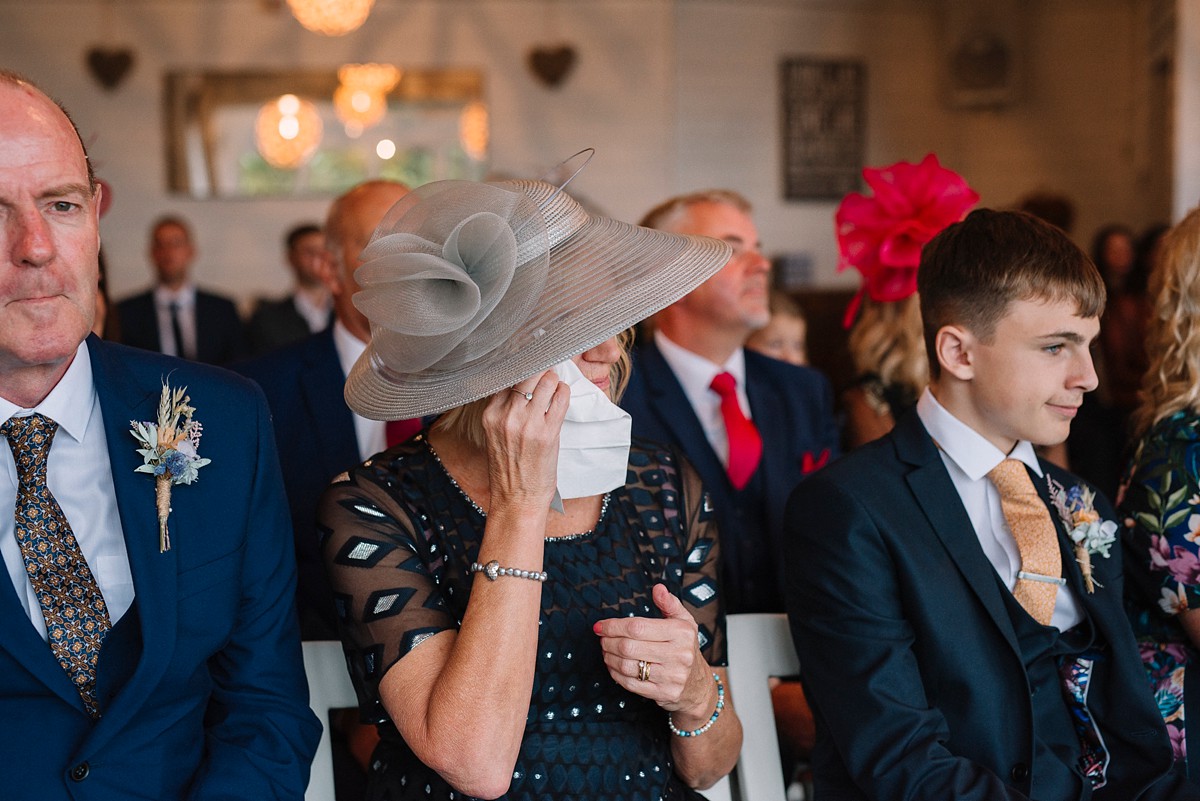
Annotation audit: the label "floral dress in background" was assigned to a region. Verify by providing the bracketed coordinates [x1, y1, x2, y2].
[1118, 410, 1200, 765]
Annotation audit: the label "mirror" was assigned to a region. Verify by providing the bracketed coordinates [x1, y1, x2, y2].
[164, 67, 487, 198]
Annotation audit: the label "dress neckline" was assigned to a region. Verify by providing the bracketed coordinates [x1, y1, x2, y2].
[423, 436, 610, 542]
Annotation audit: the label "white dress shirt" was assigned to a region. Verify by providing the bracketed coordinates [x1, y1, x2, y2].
[0, 342, 134, 639]
[293, 290, 331, 334]
[654, 330, 752, 468]
[153, 283, 197, 359]
[917, 388, 1082, 631]
[332, 320, 387, 460]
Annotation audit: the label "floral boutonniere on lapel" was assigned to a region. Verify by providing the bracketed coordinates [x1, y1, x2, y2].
[129, 382, 212, 552]
[1048, 477, 1118, 593]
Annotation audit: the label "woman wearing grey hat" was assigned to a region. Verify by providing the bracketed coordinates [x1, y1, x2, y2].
[319, 175, 743, 800]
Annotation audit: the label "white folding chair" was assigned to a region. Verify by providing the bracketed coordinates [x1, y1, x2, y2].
[302, 640, 359, 801]
[723, 613, 802, 801]
[702, 773, 735, 801]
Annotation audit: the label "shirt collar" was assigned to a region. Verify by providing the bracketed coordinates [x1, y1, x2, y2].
[331, 318, 367, 379]
[0, 341, 97, 445]
[153, 283, 196, 306]
[654, 329, 747, 391]
[916, 387, 1042, 481]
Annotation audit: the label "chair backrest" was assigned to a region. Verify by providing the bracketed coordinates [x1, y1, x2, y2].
[724, 613, 800, 801]
[302, 640, 360, 801]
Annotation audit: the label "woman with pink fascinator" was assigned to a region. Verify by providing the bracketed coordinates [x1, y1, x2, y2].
[835, 154, 978, 448]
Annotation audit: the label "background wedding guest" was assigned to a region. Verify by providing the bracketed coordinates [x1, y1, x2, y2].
[236, 180, 409, 641]
[623, 188, 839, 615]
[116, 215, 244, 365]
[0, 69, 318, 801]
[1118, 205, 1200, 776]
[746, 291, 808, 366]
[320, 175, 741, 800]
[245, 222, 333, 357]
[835, 155, 977, 450]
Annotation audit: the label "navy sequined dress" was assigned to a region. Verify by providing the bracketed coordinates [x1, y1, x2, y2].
[320, 435, 726, 801]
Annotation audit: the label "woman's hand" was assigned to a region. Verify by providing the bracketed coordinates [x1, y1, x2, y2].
[594, 584, 716, 719]
[481, 370, 570, 513]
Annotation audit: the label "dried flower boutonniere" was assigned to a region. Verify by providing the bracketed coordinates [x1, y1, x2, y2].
[129, 383, 212, 552]
[1048, 477, 1118, 593]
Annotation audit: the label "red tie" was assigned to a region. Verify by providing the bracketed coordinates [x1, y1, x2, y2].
[385, 418, 422, 447]
[710, 372, 762, 490]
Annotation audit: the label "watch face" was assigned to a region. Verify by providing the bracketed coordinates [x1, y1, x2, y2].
[485, 560, 500, 581]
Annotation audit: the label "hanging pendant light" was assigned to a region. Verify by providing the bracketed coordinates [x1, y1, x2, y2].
[459, 100, 489, 161]
[255, 94, 323, 169]
[286, 0, 375, 36]
[334, 63, 401, 134]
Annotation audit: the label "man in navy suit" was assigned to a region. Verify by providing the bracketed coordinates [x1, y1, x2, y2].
[786, 209, 1198, 800]
[245, 223, 333, 357]
[0, 72, 319, 798]
[116, 215, 244, 365]
[237, 180, 409, 641]
[621, 189, 839, 614]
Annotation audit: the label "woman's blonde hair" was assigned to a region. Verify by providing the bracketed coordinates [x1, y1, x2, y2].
[432, 329, 635, 449]
[1134, 207, 1200, 436]
[848, 294, 928, 400]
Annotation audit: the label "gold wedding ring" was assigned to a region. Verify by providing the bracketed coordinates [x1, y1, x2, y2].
[637, 659, 651, 682]
[511, 388, 534, 401]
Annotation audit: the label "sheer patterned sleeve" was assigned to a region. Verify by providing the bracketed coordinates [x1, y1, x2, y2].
[675, 454, 727, 668]
[318, 462, 458, 720]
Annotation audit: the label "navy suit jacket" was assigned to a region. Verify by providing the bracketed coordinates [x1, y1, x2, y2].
[785, 410, 1195, 801]
[621, 343, 839, 613]
[0, 337, 319, 800]
[235, 327, 358, 640]
[246, 295, 330, 358]
[116, 288, 245, 366]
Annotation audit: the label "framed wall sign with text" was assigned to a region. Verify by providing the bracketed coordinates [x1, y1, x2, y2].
[780, 58, 865, 200]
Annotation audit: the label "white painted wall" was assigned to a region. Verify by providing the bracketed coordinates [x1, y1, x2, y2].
[0, 0, 1157, 305]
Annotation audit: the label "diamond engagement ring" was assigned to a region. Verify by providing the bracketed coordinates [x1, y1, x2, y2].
[511, 388, 534, 401]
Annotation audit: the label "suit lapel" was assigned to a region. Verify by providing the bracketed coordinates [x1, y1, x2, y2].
[300, 330, 358, 472]
[0, 547, 82, 707]
[1034, 469, 1107, 622]
[83, 338, 179, 745]
[744, 356, 785, 487]
[636, 344, 727, 485]
[893, 414, 1021, 652]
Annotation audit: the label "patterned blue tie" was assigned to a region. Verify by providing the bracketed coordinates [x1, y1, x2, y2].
[3, 413, 111, 718]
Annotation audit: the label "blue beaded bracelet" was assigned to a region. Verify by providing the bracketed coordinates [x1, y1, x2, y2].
[667, 672, 724, 737]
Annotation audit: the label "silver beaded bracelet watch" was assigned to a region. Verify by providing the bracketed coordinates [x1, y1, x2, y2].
[469, 559, 548, 583]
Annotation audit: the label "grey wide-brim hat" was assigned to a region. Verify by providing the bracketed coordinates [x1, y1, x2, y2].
[344, 177, 731, 420]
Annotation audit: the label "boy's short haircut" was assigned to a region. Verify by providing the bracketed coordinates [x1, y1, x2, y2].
[918, 208, 1105, 378]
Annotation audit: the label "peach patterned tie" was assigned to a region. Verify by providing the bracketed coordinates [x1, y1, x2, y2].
[987, 458, 1062, 626]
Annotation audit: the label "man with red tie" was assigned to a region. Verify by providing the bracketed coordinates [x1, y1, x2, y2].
[620, 189, 839, 614]
[236, 179, 410, 640]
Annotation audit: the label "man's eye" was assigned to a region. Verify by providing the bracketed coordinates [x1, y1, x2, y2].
[1045, 344, 1063, 355]
[52, 201, 78, 212]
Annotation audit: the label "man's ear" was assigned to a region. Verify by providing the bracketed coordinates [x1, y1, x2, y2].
[318, 251, 342, 296]
[934, 324, 976, 381]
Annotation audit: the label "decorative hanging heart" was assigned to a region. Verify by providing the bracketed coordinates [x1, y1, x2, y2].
[527, 45, 577, 88]
[85, 47, 135, 90]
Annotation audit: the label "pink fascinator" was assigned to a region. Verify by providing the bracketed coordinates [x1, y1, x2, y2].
[836, 154, 978, 327]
